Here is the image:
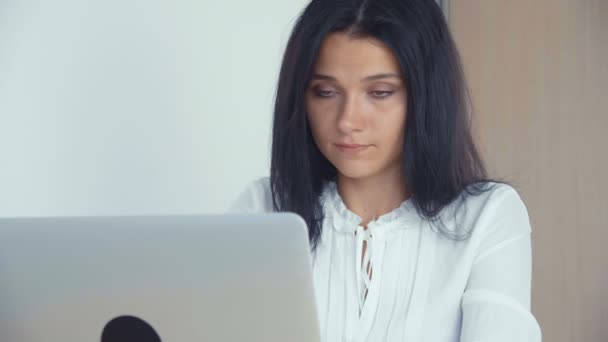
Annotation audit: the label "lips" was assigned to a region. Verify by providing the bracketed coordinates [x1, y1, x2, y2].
[335, 143, 370, 154]
[336, 143, 367, 148]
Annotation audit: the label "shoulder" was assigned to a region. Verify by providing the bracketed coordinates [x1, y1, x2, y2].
[437, 182, 532, 244]
[454, 182, 532, 259]
[465, 182, 528, 221]
[226, 177, 274, 213]
[471, 182, 531, 234]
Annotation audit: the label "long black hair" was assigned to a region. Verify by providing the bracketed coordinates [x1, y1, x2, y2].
[271, 0, 503, 251]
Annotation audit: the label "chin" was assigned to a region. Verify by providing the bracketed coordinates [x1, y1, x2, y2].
[333, 163, 380, 180]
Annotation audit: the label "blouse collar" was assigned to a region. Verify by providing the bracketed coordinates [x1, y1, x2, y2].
[320, 180, 420, 237]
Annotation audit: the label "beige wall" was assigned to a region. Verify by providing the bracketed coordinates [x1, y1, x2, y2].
[450, 1, 608, 341]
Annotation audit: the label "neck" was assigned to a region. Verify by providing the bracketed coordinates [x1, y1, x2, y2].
[336, 165, 409, 227]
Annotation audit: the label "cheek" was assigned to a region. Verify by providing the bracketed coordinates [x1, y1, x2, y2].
[375, 106, 407, 147]
[306, 111, 329, 151]
[307, 108, 333, 140]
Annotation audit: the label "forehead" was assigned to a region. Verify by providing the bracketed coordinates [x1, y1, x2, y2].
[313, 32, 401, 77]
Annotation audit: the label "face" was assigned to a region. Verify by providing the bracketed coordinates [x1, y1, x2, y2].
[306, 32, 408, 180]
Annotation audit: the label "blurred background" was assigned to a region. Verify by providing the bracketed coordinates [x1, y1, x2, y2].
[0, 0, 606, 341]
[450, 2, 607, 341]
[0, 0, 309, 216]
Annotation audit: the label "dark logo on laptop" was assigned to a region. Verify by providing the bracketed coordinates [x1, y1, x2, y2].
[101, 315, 161, 342]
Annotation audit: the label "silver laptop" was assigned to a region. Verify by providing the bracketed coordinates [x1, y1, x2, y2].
[0, 214, 320, 342]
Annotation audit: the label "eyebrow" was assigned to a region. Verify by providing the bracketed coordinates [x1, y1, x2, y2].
[311, 73, 401, 82]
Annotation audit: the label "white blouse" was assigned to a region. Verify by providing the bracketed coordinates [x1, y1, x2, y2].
[227, 177, 542, 342]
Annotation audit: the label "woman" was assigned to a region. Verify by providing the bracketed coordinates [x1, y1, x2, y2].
[229, 0, 542, 341]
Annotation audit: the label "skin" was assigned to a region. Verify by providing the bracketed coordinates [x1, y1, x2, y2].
[306, 32, 411, 227]
[306, 32, 411, 287]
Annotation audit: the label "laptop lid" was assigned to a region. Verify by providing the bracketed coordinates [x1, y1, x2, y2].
[0, 213, 320, 342]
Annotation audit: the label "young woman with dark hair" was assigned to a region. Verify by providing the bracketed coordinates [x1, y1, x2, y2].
[229, 0, 541, 340]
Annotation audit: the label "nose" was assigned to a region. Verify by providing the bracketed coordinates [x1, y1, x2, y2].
[337, 94, 365, 133]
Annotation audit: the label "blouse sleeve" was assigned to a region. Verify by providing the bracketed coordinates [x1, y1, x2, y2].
[460, 186, 542, 342]
[225, 177, 273, 213]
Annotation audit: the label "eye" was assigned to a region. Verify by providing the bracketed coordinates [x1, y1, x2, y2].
[314, 89, 338, 98]
[370, 90, 394, 98]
